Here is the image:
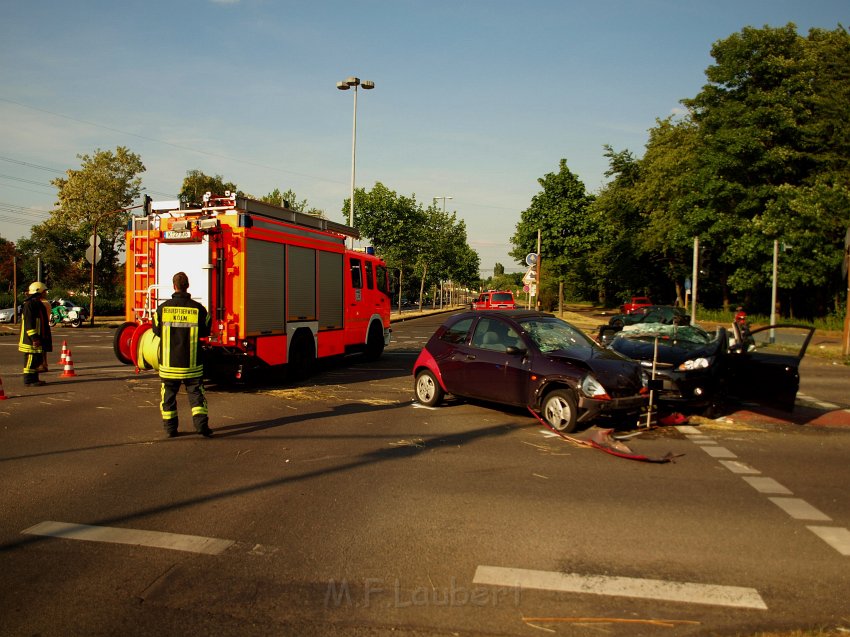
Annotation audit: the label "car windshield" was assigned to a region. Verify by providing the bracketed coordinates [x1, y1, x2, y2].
[617, 324, 713, 345]
[518, 317, 597, 354]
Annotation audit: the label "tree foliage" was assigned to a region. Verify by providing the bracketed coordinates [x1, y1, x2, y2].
[262, 188, 324, 217]
[179, 170, 239, 206]
[510, 159, 597, 300]
[348, 182, 479, 307]
[523, 24, 850, 318]
[39, 146, 146, 297]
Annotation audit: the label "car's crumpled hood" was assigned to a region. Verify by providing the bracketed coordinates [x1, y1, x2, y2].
[610, 332, 723, 366]
[548, 347, 644, 392]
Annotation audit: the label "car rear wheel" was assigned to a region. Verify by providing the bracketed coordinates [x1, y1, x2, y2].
[414, 369, 444, 407]
[541, 389, 578, 433]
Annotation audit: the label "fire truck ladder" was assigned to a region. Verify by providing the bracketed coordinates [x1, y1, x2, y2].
[130, 214, 157, 322]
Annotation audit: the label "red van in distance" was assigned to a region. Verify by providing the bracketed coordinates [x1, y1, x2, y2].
[472, 290, 516, 311]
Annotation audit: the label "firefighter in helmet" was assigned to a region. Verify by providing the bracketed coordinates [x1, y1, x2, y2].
[152, 272, 213, 438]
[18, 281, 53, 387]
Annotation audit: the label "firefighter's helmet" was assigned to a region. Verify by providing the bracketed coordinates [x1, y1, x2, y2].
[28, 281, 48, 295]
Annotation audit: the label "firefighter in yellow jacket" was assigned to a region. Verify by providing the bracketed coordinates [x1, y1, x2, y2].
[152, 272, 212, 438]
[18, 281, 53, 387]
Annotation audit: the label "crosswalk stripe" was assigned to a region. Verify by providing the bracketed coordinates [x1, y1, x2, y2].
[22, 521, 234, 555]
[473, 565, 767, 610]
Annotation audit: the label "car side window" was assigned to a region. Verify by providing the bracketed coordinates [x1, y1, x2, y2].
[471, 318, 520, 352]
[440, 317, 473, 344]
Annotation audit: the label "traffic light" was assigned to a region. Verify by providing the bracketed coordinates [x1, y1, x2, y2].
[143, 194, 152, 215]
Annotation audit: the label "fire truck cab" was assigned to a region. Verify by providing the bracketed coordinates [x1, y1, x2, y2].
[113, 193, 392, 381]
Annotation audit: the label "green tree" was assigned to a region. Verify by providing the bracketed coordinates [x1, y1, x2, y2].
[179, 170, 238, 206]
[510, 159, 596, 299]
[262, 188, 324, 217]
[348, 183, 427, 310]
[586, 145, 658, 306]
[682, 23, 850, 315]
[50, 146, 145, 298]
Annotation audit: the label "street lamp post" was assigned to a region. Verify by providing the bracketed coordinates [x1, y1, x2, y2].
[433, 196, 452, 213]
[337, 76, 375, 248]
[433, 197, 452, 307]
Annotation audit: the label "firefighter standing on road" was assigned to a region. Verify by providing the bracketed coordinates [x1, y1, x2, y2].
[18, 281, 53, 387]
[152, 272, 213, 438]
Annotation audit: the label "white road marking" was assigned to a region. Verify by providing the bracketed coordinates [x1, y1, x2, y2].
[806, 526, 850, 556]
[719, 460, 761, 475]
[539, 429, 560, 438]
[675, 425, 702, 435]
[796, 393, 841, 410]
[473, 565, 767, 610]
[742, 477, 792, 495]
[411, 403, 438, 410]
[768, 498, 832, 522]
[22, 521, 234, 555]
[700, 446, 737, 459]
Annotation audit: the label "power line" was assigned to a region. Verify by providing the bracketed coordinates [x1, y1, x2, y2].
[0, 98, 346, 186]
[0, 154, 64, 174]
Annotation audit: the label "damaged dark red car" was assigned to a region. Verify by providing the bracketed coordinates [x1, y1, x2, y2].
[412, 310, 648, 432]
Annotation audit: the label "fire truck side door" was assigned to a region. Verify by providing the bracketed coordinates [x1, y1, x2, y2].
[346, 256, 368, 339]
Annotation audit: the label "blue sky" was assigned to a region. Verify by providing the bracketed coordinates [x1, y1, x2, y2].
[0, 0, 846, 275]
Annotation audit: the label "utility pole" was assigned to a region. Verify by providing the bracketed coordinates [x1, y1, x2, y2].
[691, 236, 699, 325]
[535, 229, 541, 310]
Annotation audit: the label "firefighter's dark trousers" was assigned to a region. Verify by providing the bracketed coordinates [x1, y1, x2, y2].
[22, 352, 45, 385]
[160, 377, 209, 434]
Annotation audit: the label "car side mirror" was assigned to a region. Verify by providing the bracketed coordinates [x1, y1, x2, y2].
[505, 345, 526, 356]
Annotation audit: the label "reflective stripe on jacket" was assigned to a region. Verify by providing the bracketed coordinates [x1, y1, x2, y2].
[152, 292, 211, 380]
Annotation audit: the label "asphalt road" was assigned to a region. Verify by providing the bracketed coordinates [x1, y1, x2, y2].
[0, 317, 848, 636]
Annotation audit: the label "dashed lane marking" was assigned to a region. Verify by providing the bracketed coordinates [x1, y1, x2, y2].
[806, 526, 850, 556]
[742, 476, 792, 495]
[767, 498, 832, 522]
[719, 460, 761, 475]
[473, 565, 767, 610]
[22, 521, 234, 555]
[700, 445, 738, 459]
[679, 425, 849, 557]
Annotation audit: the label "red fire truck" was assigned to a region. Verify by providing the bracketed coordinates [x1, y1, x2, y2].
[113, 193, 392, 381]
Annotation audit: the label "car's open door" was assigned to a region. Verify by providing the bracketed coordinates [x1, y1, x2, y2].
[726, 324, 815, 411]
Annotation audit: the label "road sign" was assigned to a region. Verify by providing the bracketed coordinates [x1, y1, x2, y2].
[528, 284, 537, 296]
[85, 245, 102, 264]
[522, 268, 536, 285]
[525, 253, 538, 266]
[85, 234, 102, 264]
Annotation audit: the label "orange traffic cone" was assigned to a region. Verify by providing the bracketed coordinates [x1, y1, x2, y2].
[60, 348, 77, 378]
[58, 340, 69, 366]
[0, 374, 8, 400]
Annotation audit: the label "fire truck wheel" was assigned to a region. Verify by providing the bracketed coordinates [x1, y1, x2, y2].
[287, 330, 316, 381]
[414, 369, 444, 407]
[363, 322, 385, 361]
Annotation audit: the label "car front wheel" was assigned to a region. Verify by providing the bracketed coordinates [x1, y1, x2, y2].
[541, 389, 578, 433]
[414, 369, 444, 407]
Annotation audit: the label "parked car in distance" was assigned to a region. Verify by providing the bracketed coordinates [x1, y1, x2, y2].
[413, 310, 648, 432]
[606, 322, 814, 415]
[620, 296, 652, 314]
[598, 305, 691, 343]
[0, 304, 22, 323]
[471, 290, 516, 311]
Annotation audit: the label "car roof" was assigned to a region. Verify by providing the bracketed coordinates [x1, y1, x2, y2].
[450, 309, 553, 322]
